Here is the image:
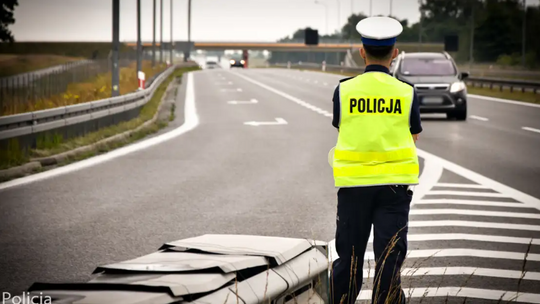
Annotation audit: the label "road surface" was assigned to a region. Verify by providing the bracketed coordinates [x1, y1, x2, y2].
[0, 67, 539, 303]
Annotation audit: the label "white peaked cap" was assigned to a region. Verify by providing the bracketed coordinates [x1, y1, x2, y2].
[356, 17, 403, 45]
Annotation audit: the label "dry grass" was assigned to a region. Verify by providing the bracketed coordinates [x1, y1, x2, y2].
[1, 60, 168, 116]
[0, 66, 198, 172]
[0, 54, 83, 78]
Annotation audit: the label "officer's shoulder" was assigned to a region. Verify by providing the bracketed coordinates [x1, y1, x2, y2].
[339, 76, 355, 83]
[395, 78, 414, 88]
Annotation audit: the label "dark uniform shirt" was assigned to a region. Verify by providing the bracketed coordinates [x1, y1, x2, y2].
[332, 64, 422, 134]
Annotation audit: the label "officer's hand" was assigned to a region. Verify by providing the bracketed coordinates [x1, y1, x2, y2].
[412, 134, 419, 143]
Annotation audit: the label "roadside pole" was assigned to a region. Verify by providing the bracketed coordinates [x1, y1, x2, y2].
[137, 0, 142, 75]
[112, 0, 120, 97]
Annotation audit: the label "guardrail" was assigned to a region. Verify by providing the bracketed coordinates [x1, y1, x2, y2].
[271, 62, 540, 94]
[0, 63, 196, 151]
[9, 234, 329, 304]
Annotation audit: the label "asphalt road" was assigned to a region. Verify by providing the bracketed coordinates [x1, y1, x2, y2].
[1, 67, 539, 303]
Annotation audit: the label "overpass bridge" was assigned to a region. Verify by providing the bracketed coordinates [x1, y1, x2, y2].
[126, 41, 443, 52]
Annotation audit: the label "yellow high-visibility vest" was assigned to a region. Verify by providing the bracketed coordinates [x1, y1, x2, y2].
[333, 72, 419, 187]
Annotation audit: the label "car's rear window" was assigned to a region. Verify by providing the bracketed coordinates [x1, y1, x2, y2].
[400, 58, 456, 76]
[206, 61, 217, 65]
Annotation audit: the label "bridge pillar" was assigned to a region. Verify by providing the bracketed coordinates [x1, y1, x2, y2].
[242, 50, 248, 68]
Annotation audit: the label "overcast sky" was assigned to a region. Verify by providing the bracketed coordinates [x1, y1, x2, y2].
[11, 0, 540, 42]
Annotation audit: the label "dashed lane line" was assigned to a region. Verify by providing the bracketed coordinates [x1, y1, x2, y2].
[470, 115, 489, 121]
[523, 126, 540, 134]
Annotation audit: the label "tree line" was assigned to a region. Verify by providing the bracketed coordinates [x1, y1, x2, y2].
[272, 0, 540, 68]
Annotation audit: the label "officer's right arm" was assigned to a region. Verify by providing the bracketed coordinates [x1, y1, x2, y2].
[332, 85, 340, 130]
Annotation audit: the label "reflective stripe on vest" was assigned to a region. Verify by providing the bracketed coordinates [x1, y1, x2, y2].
[333, 71, 419, 187]
[334, 147, 416, 163]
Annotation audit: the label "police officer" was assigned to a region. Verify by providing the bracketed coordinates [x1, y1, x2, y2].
[329, 17, 422, 304]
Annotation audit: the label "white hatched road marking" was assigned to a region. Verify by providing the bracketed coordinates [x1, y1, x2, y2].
[226, 71, 540, 303]
[426, 190, 509, 198]
[410, 208, 540, 219]
[333, 233, 539, 245]
[409, 220, 540, 231]
[359, 267, 540, 281]
[358, 288, 540, 303]
[358, 248, 540, 262]
[434, 183, 489, 189]
[415, 199, 533, 208]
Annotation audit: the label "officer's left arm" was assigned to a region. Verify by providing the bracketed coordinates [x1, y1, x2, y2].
[410, 90, 422, 142]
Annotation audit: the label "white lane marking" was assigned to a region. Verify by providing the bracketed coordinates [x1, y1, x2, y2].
[470, 115, 489, 121]
[469, 93, 540, 109]
[360, 267, 540, 281]
[412, 157, 444, 205]
[354, 248, 540, 262]
[230, 72, 332, 118]
[350, 233, 539, 245]
[358, 287, 540, 303]
[523, 126, 540, 134]
[434, 182, 488, 189]
[411, 208, 540, 219]
[410, 220, 540, 231]
[323, 82, 328, 86]
[0, 72, 200, 191]
[215, 81, 233, 85]
[416, 199, 531, 208]
[426, 190, 508, 198]
[227, 99, 258, 105]
[314, 80, 318, 84]
[416, 149, 540, 211]
[244, 118, 287, 127]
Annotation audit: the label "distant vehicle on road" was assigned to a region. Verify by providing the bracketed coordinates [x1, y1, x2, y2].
[205, 61, 219, 69]
[229, 58, 245, 68]
[392, 52, 469, 120]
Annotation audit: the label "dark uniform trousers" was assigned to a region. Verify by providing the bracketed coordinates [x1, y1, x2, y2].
[331, 185, 412, 304]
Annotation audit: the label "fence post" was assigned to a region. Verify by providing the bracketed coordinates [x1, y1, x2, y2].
[322, 61, 326, 72]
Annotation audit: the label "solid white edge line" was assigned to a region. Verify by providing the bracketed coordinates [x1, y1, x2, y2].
[412, 157, 443, 205]
[410, 208, 540, 219]
[0, 72, 200, 191]
[416, 199, 530, 208]
[434, 183, 489, 189]
[358, 287, 540, 303]
[409, 220, 540, 231]
[523, 126, 540, 134]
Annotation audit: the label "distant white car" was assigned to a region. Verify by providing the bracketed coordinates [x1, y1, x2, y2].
[205, 61, 219, 69]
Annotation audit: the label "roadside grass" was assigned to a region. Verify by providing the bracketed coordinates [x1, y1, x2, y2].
[0, 66, 198, 171]
[1, 60, 168, 116]
[0, 54, 83, 78]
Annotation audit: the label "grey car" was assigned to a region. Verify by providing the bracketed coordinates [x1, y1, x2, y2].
[391, 52, 469, 120]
